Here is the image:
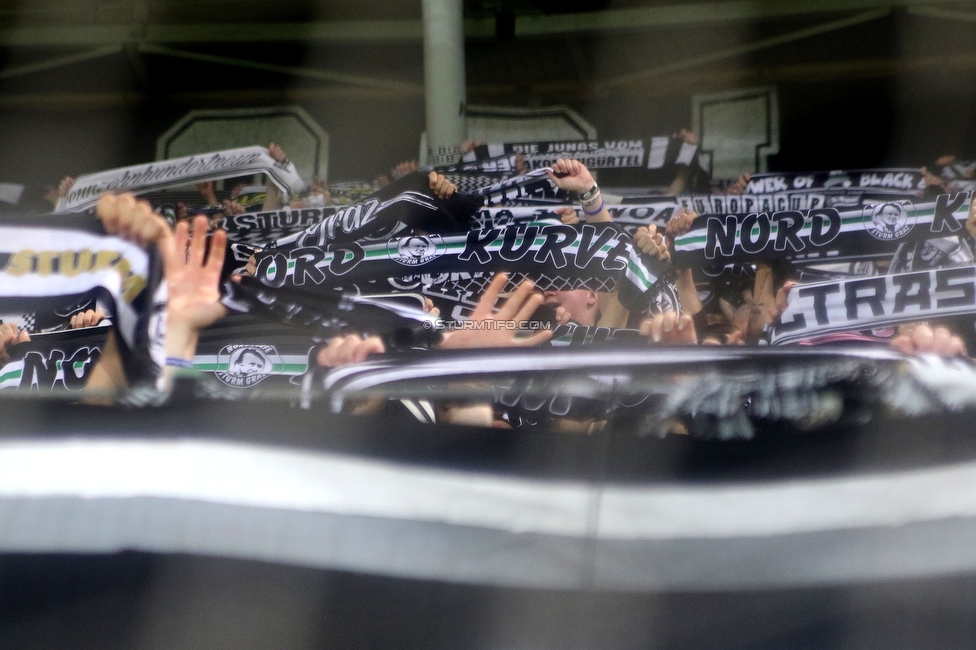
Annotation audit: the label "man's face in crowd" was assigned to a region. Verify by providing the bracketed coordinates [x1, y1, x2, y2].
[543, 289, 599, 327]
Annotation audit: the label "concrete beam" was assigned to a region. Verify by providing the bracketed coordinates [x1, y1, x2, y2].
[0, 86, 425, 110]
[907, 6, 976, 22]
[422, 0, 468, 151]
[514, 0, 969, 35]
[4, 48, 976, 111]
[0, 45, 121, 80]
[137, 44, 424, 95]
[0, 0, 972, 47]
[601, 9, 890, 90]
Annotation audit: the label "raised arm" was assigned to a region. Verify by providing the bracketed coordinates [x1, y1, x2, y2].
[96, 193, 228, 394]
[546, 159, 612, 223]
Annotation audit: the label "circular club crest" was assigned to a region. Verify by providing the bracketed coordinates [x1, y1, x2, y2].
[389, 235, 444, 267]
[215, 345, 276, 388]
[864, 201, 915, 241]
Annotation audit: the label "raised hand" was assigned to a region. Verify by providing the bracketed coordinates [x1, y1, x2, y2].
[158, 215, 228, 340]
[545, 158, 596, 195]
[775, 280, 798, 317]
[0, 322, 30, 367]
[634, 224, 671, 263]
[555, 206, 579, 225]
[196, 180, 218, 206]
[57, 176, 76, 198]
[665, 207, 698, 240]
[96, 193, 170, 246]
[438, 273, 553, 349]
[69, 309, 106, 329]
[726, 173, 750, 195]
[640, 311, 697, 344]
[316, 334, 386, 367]
[428, 171, 457, 199]
[268, 142, 288, 164]
[222, 199, 245, 215]
[966, 198, 976, 242]
[676, 129, 698, 145]
[891, 323, 968, 357]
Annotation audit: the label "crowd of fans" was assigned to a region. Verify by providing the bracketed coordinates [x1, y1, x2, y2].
[2, 133, 975, 432]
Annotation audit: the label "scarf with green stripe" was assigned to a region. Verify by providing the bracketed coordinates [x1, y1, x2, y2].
[672, 191, 973, 268]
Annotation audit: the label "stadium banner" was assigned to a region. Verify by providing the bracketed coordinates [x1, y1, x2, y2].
[442, 140, 648, 173]
[439, 137, 705, 175]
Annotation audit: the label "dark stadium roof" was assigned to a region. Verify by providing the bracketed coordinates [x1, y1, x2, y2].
[1, 0, 975, 108]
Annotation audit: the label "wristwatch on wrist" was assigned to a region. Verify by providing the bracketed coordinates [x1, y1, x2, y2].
[578, 184, 600, 203]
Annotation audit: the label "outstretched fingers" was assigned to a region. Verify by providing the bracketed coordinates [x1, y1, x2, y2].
[207, 228, 227, 276]
[496, 279, 537, 321]
[515, 329, 553, 347]
[186, 216, 209, 267]
[471, 273, 509, 320]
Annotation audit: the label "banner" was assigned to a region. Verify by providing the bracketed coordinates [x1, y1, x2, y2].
[771, 266, 976, 345]
[216, 192, 928, 249]
[444, 140, 648, 173]
[55, 146, 308, 213]
[672, 191, 975, 267]
[438, 152, 522, 175]
[441, 137, 706, 175]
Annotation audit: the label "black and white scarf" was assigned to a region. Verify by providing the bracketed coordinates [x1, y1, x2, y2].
[225, 221, 670, 333]
[55, 146, 307, 213]
[221, 278, 440, 349]
[740, 169, 925, 195]
[188, 313, 321, 395]
[672, 192, 974, 267]
[0, 213, 165, 383]
[771, 265, 976, 345]
[249, 223, 666, 308]
[549, 323, 644, 346]
[474, 169, 571, 206]
[217, 207, 335, 247]
[273, 172, 482, 249]
[0, 326, 109, 391]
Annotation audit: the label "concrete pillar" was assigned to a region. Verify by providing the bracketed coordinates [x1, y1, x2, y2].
[422, 0, 468, 156]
